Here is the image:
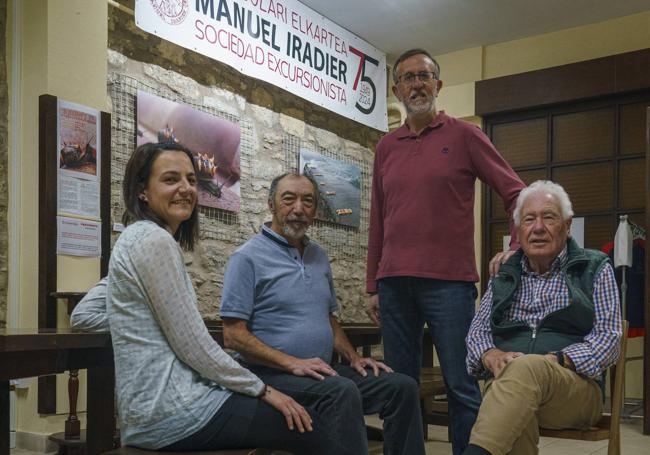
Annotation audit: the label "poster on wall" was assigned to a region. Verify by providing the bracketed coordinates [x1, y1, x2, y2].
[56, 216, 102, 257]
[57, 99, 101, 219]
[135, 0, 387, 131]
[299, 148, 360, 228]
[137, 90, 242, 212]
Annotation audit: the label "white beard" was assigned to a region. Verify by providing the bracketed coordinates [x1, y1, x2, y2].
[403, 89, 435, 116]
[282, 221, 309, 240]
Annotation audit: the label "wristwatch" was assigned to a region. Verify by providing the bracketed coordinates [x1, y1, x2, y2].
[553, 351, 565, 367]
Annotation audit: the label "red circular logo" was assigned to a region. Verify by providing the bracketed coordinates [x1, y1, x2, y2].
[150, 0, 188, 25]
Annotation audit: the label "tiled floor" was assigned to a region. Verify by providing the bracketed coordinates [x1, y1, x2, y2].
[10, 418, 650, 454]
[9, 451, 55, 455]
[366, 415, 650, 455]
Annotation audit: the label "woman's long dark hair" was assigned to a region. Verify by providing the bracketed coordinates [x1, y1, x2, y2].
[122, 142, 199, 251]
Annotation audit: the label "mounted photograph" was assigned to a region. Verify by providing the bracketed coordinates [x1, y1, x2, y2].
[299, 148, 361, 228]
[136, 90, 242, 212]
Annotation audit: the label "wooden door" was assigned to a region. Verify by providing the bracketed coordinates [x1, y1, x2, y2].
[643, 107, 650, 434]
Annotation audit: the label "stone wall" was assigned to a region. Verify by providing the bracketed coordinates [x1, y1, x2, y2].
[0, 0, 8, 328]
[108, 3, 383, 323]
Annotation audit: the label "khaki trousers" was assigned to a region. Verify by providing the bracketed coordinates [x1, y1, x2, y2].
[469, 354, 602, 455]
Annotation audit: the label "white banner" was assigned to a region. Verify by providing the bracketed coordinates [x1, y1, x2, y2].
[135, 0, 387, 131]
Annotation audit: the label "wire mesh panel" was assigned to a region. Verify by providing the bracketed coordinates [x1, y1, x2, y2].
[108, 73, 254, 245]
[108, 72, 374, 257]
[283, 133, 371, 260]
[107, 70, 374, 318]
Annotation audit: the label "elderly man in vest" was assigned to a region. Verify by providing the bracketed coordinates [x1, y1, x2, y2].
[463, 180, 622, 455]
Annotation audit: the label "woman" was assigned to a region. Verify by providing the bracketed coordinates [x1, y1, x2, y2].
[93, 142, 344, 453]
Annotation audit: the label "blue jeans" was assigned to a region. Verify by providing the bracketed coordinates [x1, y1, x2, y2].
[378, 277, 482, 455]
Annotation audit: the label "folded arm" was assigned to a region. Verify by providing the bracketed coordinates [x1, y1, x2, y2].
[70, 277, 109, 332]
[465, 281, 498, 376]
[562, 263, 622, 378]
[222, 317, 338, 380]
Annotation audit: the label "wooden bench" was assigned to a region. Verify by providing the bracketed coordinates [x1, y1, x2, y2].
[0, 329, 115, 455]
[33, 320, 385, 455]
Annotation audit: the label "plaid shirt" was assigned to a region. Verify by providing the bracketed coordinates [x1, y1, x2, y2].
[466, 247, 622, 379]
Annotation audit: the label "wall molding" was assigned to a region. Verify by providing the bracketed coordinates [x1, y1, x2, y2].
[476, 48, 650, 116]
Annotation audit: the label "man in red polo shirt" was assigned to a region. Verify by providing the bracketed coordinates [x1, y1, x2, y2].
[366, 48, 525, 455]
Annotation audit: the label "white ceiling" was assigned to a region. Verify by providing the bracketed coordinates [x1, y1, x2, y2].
[299, 0, 650, 63]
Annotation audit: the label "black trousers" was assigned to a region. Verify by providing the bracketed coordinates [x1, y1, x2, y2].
[161, 390, 351, 454]
[249, 364, 426, 455]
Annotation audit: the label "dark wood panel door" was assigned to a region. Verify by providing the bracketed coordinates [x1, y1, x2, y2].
[643, 106, 650, 434]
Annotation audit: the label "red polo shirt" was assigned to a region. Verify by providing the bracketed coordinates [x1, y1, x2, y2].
[366, 112, 524, 293]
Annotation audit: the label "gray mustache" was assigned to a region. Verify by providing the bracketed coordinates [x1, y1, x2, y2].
[286, 216, 309, 223]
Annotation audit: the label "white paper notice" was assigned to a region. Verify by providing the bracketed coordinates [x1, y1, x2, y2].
[58, 177, 100, 218]
[57, 217, 101, 257]
[571, 217, 585, 248]
[502, 235, 511, 253]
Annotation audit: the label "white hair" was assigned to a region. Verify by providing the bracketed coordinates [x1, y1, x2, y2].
[513, 180, 574, 226]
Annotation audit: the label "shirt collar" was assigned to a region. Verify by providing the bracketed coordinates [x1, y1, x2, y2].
[396, 111, 447, 139]
[261, 222, 310, 249]
[521, 246, 568, 276]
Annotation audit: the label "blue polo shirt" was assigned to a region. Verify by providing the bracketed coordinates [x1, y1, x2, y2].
[220, 224, 339, 363]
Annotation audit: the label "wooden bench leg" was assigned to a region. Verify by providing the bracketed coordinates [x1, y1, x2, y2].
[65, 370, 81, 439]
[87, 364, 115, 455]
[1, 380, 9, 455]
[421, 398, 428, 440]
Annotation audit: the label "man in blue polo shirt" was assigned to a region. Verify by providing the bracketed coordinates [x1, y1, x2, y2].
[221, 172, 425, 455]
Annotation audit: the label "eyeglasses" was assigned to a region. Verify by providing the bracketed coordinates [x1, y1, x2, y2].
[397, 71, 438, 85]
